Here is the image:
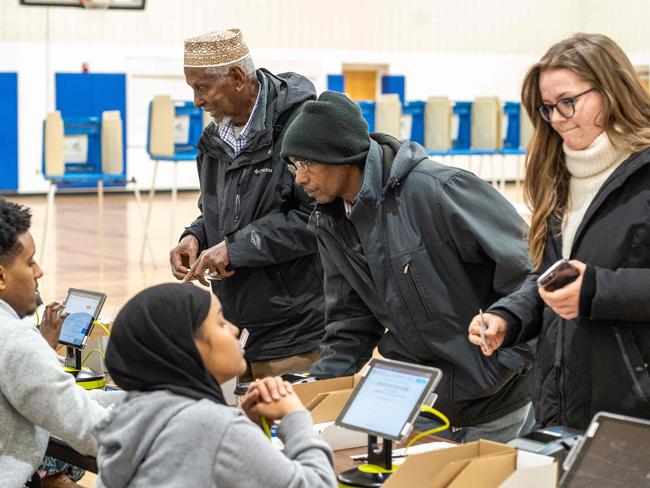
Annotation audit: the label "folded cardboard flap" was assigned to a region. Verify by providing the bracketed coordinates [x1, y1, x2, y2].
[449, 452, 516, 488]
[499, 450, 557, 488]
[383, 440, 517, 488]
[293, 376, 355, 407]
[307, 388, 353, 424]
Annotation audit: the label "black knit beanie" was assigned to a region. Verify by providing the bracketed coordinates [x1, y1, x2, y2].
[281, 91, 370, 165]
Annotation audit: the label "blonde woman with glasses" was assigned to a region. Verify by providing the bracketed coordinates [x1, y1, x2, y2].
[468, 33, 650, 430]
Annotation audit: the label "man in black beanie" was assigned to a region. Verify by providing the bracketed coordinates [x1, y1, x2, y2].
[281, 91, 535, 443]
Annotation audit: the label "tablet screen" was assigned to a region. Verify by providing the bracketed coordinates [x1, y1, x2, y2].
[59, 289, 105, 348]
[561, 414, 650, 488]
[336, 359, 441, 441]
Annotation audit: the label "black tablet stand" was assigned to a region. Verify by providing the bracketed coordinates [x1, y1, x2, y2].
[65, 346, 81, 371]
[336, 434, 396, 487]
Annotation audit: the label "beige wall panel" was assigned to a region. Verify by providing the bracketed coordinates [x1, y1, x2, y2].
[375, 94, 402, 138]
[424, 96, 451, 151]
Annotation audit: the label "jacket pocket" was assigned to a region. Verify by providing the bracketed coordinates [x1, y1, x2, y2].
[390, 247, 443, 325]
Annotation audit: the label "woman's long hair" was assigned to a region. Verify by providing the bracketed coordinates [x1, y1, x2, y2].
[521, 33, 650, 268]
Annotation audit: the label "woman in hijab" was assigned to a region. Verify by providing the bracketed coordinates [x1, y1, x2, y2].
[94, 283, 337, 487]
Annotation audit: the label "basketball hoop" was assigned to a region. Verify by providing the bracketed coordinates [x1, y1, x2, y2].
[80, 0, 111, 9]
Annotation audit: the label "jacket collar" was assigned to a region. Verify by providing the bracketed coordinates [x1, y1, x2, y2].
[198, 68, 316, 163]
[353, 138, 430, 210]
[570, 148, 650, 256]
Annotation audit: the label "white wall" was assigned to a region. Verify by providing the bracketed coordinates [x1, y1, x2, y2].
[2, 0, 650, 193]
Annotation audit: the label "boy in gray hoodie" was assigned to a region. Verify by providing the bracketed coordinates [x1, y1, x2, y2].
[0, 198, 122, 487]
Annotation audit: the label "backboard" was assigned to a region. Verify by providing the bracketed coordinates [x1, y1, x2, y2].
[20, 0, 145, 9]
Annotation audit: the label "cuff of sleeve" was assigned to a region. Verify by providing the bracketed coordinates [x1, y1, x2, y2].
[277, 410, 313, 441]
[579, 264, 597, 318]
[487, 307, 521, 347]
[181, 229, 206, 251]
[225, 231, 244, 268]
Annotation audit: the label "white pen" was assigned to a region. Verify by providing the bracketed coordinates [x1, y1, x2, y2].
[239, 328, 250, 349]
[479, 309, 489, 350]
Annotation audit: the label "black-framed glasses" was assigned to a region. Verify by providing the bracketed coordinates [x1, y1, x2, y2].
[538, 87, 597, 123]
[287, 159, 312, 176]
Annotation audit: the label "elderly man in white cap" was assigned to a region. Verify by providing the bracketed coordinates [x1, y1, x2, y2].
[171, 29, 325, 382]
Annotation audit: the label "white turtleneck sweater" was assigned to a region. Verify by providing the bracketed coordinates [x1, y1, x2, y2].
[562, 131, 631, 258]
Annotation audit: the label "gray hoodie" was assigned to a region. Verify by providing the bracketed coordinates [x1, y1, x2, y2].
[0, 299, 123, 488]
[94, 390, 337, 488]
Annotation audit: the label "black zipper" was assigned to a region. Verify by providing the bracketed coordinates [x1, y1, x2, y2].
[403, 262, 432, 321]
[234, 194, 241, 223]
[554, 318, 565, 424]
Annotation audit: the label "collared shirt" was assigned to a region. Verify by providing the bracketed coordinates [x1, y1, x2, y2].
[218, 81, 262, 156]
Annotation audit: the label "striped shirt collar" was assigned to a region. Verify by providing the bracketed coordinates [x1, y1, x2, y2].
[218, 81, 262, 156]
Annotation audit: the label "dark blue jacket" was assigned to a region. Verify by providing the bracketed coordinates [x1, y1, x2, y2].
[310, 135, 533, 426]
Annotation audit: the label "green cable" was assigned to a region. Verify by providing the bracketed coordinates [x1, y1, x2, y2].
[261, 416, 272, 439]
[404, 405, 451, 453]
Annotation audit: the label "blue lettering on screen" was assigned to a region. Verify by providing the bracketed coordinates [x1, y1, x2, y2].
[59, 294, 100, 346]
[341, 364, 430, 438]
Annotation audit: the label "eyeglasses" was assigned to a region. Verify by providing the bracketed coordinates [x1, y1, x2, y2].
[287, 159, 313, 176]
[538, 87, 597, 123]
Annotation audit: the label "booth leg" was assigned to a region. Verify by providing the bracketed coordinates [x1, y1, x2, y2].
[39, 182, 57, 264]
[140, 160, 159, 264]
[170, 162, 178, 248]
[131, 178, 155, 265]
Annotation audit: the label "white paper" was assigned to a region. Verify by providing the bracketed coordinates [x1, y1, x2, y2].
[174, 115, 190, 144]
[63, 135, 89, 163]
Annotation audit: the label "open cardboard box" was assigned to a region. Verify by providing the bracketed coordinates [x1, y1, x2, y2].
[292, 376, 368, 450]
[383, 439, 557, 488]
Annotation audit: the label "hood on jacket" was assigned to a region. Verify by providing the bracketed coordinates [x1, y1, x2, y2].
[94, 391, 194, 487]
[200, 68, 316, 155]
[358, 137, 430, 207]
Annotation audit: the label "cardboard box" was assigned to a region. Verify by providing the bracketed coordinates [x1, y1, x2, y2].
[383, 440, 557, 488]
[293, 376, 367, 450]
[293, 376, 357, 423]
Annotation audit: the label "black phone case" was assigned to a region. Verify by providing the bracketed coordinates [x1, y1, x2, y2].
[539, 262, 580, 291]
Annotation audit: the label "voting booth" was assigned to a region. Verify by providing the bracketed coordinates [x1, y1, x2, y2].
[140, 96, 207, 263]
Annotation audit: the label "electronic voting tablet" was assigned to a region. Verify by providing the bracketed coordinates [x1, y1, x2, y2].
[58, 288, 106, 348]
[560, 412, 650, 488]
[336, 358, 442, 442]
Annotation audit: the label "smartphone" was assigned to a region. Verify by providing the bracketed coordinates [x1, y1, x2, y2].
[537, 259, 579, 291]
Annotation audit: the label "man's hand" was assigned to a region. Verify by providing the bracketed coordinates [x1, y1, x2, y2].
[241, 377, 304, 424]
[183, 241, 234, 284]
[538, 260, 586, 320]
[468, 312, 508, 356]
[39, 302, 69, 350]
[170, 235, 201, 281]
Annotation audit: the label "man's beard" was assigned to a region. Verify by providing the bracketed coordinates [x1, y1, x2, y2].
[214, 116, 231, 126]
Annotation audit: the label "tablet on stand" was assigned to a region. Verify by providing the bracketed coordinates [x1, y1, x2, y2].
[334, 358, 442, 487]
[58, 288, 106, 377]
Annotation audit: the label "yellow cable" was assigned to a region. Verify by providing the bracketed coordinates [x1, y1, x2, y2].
[81, 348, 106, 367]
[406, 405, 450, 449]
[260, 416, 272, 439]
[93, 321, 111, 336]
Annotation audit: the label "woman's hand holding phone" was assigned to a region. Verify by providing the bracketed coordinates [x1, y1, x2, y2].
[538, 260, 586, 319]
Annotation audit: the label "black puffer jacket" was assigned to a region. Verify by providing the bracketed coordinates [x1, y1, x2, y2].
[491, 148, 650, 430]
[310, 135, 533, 426]
[182, 69, 324, 361]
